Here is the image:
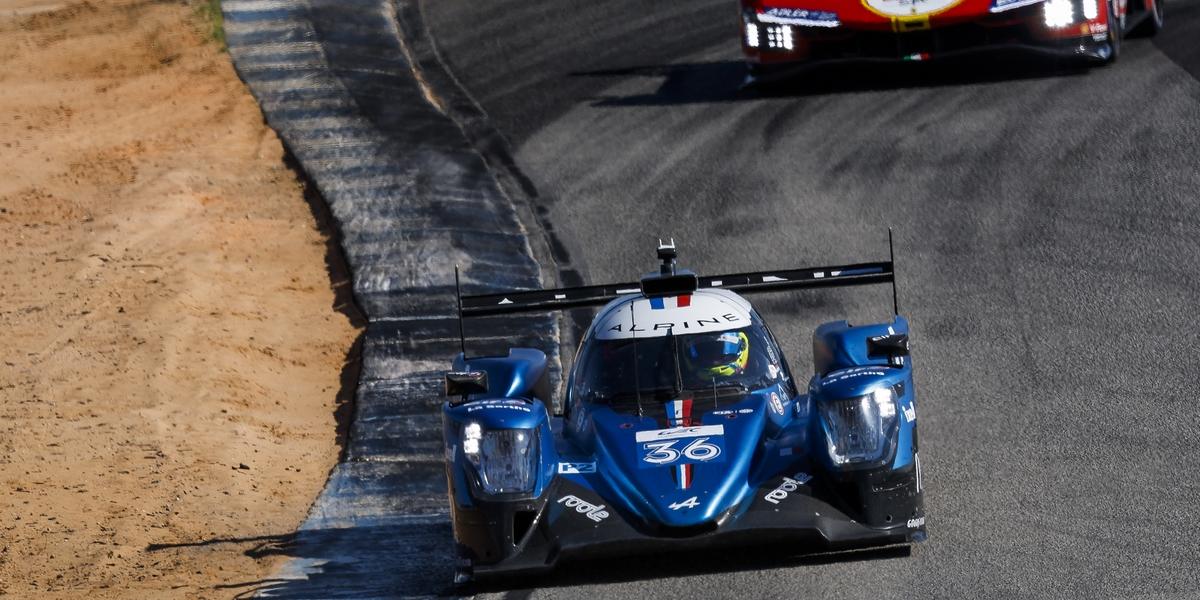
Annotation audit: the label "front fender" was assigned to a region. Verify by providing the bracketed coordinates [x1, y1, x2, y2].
[443, 398, 558, 507]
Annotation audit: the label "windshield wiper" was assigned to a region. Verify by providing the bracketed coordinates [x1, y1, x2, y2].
[668, 328, 683, 401]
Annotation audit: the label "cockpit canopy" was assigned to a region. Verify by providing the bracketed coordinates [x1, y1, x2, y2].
[571, 291, 793, 416]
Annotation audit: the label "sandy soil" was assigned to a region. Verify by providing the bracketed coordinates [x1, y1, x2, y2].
[0, 1, 363, 597]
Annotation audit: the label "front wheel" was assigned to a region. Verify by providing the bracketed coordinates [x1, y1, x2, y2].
[1130, 0, 1165, 37]
[1105, 0, 1123, 63]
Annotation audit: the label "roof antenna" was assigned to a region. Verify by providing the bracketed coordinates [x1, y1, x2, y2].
[657, 238, 677, 275]
[455, 265, 468, 360]
[888, 228, 899, 316]
[629, 302, 644, 418]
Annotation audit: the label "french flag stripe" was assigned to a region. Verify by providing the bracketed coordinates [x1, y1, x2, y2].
[667, 398, 693, 427]
[649, 295, 690, 310]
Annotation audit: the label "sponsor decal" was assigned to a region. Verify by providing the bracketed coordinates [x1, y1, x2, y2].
[769, 392, 785, 416]
[466, 399, 531, 413]
[605, 313, 745, 335]
[595, 293, 752, 340]
[758, 7, 840, 27]
[763, 472, 813, 505]
[711, 408, 754, 416]
[557, 495, 609, 522]
[903, 402, 917, 423]
[634, 424, 724, 442]
[826, 366, 888, 383]
[907, 516, 925, 528]
[669, 496, 700, 510]
[557, 462, 596, 474]
[991, 0, 1039, 9]
[767, 364, 780, 380]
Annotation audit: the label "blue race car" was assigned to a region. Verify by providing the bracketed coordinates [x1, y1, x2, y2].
[442, 240, 926, 583]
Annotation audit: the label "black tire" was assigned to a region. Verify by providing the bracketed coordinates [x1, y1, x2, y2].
[1105, 0, 1122, 63]
[1130, 0, 1165, 37]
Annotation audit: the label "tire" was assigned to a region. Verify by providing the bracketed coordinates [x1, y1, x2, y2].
[1130, 0, 1165, 37]
[1105, 0, 1122, 63]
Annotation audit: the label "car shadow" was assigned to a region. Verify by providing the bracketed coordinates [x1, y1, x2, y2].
[156, 522, 912, 598]
[574, 49, 1093, 106]
[151, 520, 461, 598]
[463, 544, 913, 595]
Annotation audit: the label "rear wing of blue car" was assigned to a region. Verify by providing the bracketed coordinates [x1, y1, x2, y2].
[457, 231, 900, 318]
[459, 261, 894, 317]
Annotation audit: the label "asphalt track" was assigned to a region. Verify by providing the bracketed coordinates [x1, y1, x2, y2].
[420, 1, 1200, 598]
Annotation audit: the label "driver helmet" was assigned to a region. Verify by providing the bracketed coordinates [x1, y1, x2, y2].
[684, 331, 750, 378]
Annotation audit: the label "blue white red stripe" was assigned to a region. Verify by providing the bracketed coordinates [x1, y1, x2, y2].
[649, 295, 691, 310]
[666, 398, 694, 489]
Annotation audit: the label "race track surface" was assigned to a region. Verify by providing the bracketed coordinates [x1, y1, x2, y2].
[422, 1, 1200, 598]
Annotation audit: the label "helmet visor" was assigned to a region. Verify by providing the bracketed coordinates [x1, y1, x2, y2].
[687, 332, 744, 368]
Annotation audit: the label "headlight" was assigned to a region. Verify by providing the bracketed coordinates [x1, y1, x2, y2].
[745, 22, 760, 47]
[462, 425, 538, 495]
[820, 387, 897, 466]
[765, 24, 795, 50]
[1043, 0, 1075, 27]
[1081, 0, 1098, 20]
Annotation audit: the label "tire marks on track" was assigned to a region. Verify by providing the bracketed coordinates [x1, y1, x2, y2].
[222, 0, 557, 596]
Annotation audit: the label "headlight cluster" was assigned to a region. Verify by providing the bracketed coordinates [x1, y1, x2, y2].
[989, 0, 1098, 23]
[1042, 0, 1075, 27]
[765, 24, 795, 50]
[463, 424, 538, 495]
[819, 387, 897, 466]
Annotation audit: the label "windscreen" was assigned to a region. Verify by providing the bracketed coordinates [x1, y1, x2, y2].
[572, 316, 792, 415]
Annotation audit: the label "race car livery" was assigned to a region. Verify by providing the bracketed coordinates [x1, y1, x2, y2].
[441, 241, 925, 582]
[740, 0, 1166, 76]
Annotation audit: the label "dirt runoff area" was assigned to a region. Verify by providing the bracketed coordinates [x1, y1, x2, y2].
[0, 1, 363, 597]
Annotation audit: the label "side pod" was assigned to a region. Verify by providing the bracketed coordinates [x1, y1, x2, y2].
[808, 316, 925, 537]
[441, 349, 559, 575]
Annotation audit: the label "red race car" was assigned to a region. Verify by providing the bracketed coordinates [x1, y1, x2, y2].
[740, 0, 1164, 78]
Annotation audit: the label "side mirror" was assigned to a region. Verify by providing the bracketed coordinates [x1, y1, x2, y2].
[445, 371, 488, 406]
[867, 334, 909, 367]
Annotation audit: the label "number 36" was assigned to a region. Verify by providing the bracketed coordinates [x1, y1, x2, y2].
[642, 437, 721, 465]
